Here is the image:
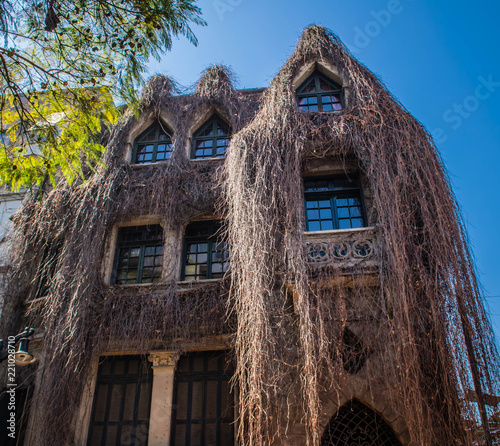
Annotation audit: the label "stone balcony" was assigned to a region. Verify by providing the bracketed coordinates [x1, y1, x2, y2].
[303, 227, 379, 271]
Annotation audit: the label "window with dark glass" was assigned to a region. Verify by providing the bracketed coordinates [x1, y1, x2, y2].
[133, 121, 173, 164]
[192, 115, 231, 159]
[87, 356, 153, 446]
[296, 71, 343, 112]
[304, 176, 365, 231]
[182, 221, 229, 281]
[171, 351, 234, 446]
[113, 225, 163, 285]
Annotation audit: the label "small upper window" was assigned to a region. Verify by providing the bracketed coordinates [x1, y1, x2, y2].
[133, 121, 173, 164]
[113, 225, 163, 285]
[192, 115, 231, 159]
[304, 175, 365, 231]
[296, 71, 343, 112]
[182, 221, 229, 281]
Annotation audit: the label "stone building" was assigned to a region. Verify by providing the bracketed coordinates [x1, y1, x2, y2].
[1, 26, 499, 446]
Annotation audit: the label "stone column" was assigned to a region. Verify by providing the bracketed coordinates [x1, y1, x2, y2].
[148, 351, 180, 446]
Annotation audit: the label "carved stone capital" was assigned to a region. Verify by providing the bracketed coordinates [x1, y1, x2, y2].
[148, 351, 180, 368]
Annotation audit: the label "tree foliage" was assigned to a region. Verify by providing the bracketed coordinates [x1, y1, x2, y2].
[0, 0, 204, 188]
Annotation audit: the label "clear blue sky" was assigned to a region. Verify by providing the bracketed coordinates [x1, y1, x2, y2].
[148, 0, 500, 341]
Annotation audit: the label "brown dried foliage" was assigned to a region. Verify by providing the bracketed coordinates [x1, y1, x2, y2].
[1, 26, 499, 446]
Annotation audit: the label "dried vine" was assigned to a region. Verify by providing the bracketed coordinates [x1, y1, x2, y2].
[0, 26, 498, 446]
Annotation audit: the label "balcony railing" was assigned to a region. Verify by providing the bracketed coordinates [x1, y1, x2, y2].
[304, 227, 379, 270]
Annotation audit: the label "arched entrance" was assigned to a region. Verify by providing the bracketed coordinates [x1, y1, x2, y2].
[321, 399, 402, 445]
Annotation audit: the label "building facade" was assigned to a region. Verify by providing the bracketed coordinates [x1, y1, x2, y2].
[1, 26, 499, 446]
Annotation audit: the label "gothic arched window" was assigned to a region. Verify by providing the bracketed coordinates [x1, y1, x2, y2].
[321, 399, 402, 446]
[296, 71, 343, 112]
[192, 115, 231, 159]
[133, 121, 173, 164]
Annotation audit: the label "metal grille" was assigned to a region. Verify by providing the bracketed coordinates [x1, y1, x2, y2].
[87, 356, 153, 446]
[321, 399, 402, 446]
[171, 351, 234, 446]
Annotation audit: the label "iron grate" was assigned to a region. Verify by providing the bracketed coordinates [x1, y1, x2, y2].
[321, 399, 402, 446]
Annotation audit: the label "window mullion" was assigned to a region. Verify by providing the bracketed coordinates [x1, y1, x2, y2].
[152, 143, 157, 163]
[207, 240, 213, 279]
[137, 245, 145, 284]
[212, 120, 217, 157]
[331, 195, 339, 230]
[315, 74, 322, 111]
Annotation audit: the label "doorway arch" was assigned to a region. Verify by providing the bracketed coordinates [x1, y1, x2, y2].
[320, 399, 402, 445]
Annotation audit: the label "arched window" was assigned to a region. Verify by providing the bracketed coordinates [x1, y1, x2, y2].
[321, 400, 402, 446]
[192, 115, 231, 159]
[133, 121, 173, 164]
[296, 71, 343, 112]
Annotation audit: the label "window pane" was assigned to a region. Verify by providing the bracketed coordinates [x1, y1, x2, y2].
[321, 220, 334, 231]
[184, 265, 196, 277]
[319, 208, 332, 219]
[308, 221, 321, 231]
[93, 384, 108, 422]
[174, 425, 186, 445]
[88, 427, 103, 446]
[191, 424, 202, 444]
[307, 209, 319, 220]
[123, 382, 136, 420]
[337, 207, 350, 219]
[176, 382, 189, 419]
[108, 384, 122, 421]
[106, 426, 118, 445]
[350, 207, 362, 218]
[192, 381, 203, 419]
[135, 424, 149, 446]
[138, 382, 151, 419]
[351, 218, 364, 228]
[338, 219, 352, 229]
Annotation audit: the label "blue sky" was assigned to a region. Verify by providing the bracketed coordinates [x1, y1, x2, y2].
[148, 0, 500, 341]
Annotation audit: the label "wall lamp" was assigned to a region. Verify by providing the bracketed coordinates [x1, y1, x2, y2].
[0, 327, 36, 366]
